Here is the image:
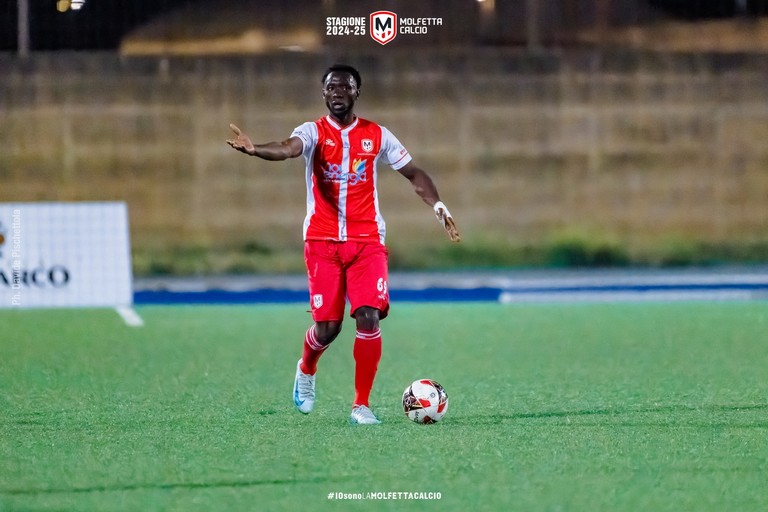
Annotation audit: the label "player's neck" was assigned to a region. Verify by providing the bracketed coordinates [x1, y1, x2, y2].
[329, 112, 356, 127]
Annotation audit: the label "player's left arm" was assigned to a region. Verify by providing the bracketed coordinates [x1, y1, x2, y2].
[397, 161, 461, 243]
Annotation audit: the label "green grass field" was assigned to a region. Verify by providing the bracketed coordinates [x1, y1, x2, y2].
[2, 302, 767, 511]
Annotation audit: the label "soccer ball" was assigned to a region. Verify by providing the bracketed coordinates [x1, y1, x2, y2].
[402, 379, 449, 424]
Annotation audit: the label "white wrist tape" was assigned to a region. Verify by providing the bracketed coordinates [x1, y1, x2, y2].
[433, 201, 452, 227]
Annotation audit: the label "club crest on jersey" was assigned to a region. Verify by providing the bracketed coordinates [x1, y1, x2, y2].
[361, 139, 373, 152]
[324, 160, 367, 185]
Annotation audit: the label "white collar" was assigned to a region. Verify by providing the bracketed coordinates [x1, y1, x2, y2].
[325, 115, 358, 131]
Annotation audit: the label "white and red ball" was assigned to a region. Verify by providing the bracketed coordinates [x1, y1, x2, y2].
[402, 379, 449, 424]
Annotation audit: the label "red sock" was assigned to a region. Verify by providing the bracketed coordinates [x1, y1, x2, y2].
[300, 326, 327, 375]
[353, 328, 382, 407]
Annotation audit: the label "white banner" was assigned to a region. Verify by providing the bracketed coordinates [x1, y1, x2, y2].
[0, 202, 134, 309]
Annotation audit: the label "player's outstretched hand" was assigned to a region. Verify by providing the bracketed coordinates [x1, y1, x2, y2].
[227, 123, 255, 155]
[434, 201, 461, 242]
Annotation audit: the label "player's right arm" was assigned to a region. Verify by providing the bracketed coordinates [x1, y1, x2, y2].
[226, 123, 303, 161]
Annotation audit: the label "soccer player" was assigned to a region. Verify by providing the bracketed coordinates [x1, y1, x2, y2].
[227, 64, 460, 425]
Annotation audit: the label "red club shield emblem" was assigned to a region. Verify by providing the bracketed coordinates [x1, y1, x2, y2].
[370, 11, 397, 45]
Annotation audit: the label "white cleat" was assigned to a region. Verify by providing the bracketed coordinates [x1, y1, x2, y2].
[293, 359, 316, 414]
[350, 405, 381, 425]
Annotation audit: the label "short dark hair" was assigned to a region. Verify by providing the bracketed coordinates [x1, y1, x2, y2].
[322, 64, 362, 89]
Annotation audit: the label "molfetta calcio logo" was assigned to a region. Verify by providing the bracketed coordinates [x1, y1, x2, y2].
[325, 11, 443, 46]
[370, 11, 397, 45]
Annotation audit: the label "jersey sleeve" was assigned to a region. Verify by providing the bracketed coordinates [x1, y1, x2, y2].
[290, 121, 318, 158]
[379, 126, 413, 170]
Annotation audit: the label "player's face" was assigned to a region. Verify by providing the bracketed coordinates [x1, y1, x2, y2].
[322, 72, 359, 120]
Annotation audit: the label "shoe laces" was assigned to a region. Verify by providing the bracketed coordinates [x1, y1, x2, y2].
[297, 372, 315, 398]
[353, 405, 376, 421]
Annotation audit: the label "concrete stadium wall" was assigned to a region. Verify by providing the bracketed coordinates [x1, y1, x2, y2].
[1, 49, 767, 270]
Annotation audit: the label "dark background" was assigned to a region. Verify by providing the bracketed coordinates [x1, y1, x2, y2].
[2, 0, 768, 52]
[1, 0, 191, 50]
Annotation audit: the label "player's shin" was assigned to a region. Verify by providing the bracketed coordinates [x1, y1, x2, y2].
[352, 328, 382, 407]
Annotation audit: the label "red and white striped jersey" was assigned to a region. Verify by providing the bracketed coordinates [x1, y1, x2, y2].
[291, 115, 412, 244]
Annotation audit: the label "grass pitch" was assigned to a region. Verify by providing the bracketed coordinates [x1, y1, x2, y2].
[1, 302, 767, 511]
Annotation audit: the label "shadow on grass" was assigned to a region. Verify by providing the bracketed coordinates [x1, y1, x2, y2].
[0, 474, 358, 497]
[446, 402, 768, 427]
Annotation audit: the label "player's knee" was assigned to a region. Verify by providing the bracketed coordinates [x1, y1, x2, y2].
[354, 307, 380, 331]
[314, 321, 342, 345]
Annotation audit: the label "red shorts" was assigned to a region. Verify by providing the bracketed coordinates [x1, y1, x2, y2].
[304, 240, 390, 322]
